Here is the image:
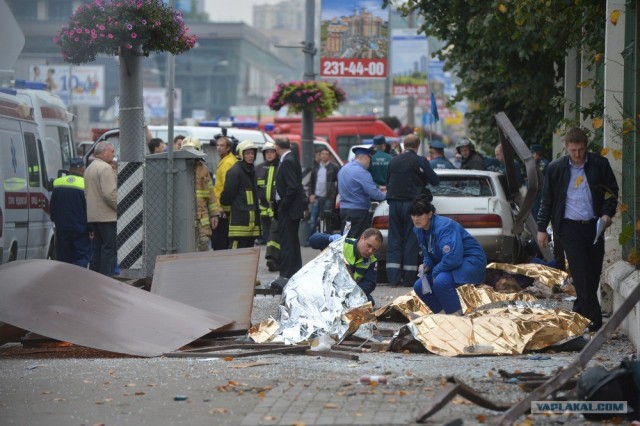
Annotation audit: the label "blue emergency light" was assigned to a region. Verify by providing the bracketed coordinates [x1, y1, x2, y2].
[14, 80, 48, 90]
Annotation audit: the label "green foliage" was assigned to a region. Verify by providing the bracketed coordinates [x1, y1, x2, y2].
[384, 0, 606, 151]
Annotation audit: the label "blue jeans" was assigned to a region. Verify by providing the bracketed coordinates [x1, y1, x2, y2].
[307, 196, 326, 238]
[89, 222, 117, 276]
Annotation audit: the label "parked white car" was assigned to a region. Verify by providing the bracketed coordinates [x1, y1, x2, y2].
[371, 169, 528, 266]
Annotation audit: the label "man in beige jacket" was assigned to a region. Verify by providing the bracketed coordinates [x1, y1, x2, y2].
[85, 141, 118, 276]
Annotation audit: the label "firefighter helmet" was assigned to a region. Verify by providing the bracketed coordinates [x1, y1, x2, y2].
[236, 140, 258, 159]
[181, 136, 202, 151]
[455, 137, 476, 153]
[262, 141, 276, 152]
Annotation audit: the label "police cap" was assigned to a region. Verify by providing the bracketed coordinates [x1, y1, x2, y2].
[352, 146, 375, 157]
[430, 140, 446, 150]
[530, 144, 544, 153]
[70, 157, 84, 168]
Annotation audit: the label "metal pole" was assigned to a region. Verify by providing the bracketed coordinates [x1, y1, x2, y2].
[119, 44, 145, 162]
[406, 10, 415, 128]
[301, 0, 315, 172]
[162, 0, 177, 255]
[383, 5, 391, 117]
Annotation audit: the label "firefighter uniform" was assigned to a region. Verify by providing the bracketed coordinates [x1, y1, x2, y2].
[220, 140, 261, 249]
[255, 142, 280, 270]
[181, 137, 219, 251]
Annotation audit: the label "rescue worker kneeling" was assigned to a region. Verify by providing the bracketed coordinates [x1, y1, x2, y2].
[410, 195, 487, 314]
[309, 228, 382, 306]
[181, 137, 219, 251]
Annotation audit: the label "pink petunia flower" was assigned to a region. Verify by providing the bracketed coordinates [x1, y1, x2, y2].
[131, 32, 137, 39]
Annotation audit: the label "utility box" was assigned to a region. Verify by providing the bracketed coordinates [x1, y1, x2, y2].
[144, 151, 206, 276]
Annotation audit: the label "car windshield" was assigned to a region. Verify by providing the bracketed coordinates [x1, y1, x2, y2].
[429, 176, 494, 197]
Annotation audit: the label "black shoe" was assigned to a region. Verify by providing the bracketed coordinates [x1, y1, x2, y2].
[266, 261, 279, 272]
[269, 277, 288, 294]
[588, 322, 603, 333]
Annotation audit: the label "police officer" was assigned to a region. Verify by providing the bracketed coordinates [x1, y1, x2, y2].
[221, 140, 262, 249]
[386, 134, 439, 286]
[308, 228, 383, 306]
[181, 137, 219, 251]
[50, 158, 92, 267]
[337, 146, 386, 240]
[428, 140, 454, 170]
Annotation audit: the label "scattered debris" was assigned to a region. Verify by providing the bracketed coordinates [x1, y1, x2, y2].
[0, 260, 232, 357]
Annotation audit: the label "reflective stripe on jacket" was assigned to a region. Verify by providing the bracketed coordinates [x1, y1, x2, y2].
[220, 161, 261, 238]
[194, 160, 218, 228]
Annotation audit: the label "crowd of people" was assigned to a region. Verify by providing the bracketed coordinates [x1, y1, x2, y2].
[50, 127, 618, 332]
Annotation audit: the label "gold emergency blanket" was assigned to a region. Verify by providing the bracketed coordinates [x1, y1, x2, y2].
[374, 292, 432, 321]
[487, 262, 568, 288]
[401, 307, 589, 356]
[374, 285, 536, 320]
[249, 236, 371, 345]
[457, 284, 537, 314]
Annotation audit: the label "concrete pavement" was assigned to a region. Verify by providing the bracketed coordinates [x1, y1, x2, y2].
[0, 245, 636, 425]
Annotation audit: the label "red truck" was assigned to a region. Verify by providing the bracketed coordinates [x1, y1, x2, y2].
[264, 116, 396, 161]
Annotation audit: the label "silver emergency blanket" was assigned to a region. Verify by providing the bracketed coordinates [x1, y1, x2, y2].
[256, 236, 370, 345]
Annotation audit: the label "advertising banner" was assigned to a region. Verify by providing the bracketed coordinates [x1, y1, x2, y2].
[391, 28, 428, 97]
[30, 65, 105, 107]
[143, 88, 182, 121]
[320, 0, 388, 78]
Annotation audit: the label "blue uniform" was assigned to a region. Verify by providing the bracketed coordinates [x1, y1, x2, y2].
[429, 156, 455, 170]
[50, 174, 92, 268]
[337, 160, 386, 239]
[413, 215, 486, 313]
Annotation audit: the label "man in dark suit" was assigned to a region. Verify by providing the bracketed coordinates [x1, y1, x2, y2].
[270, 138, 305, 293]
[537, 128, 618, 332]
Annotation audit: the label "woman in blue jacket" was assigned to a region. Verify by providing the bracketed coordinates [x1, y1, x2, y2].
[410, 195, 487, 314]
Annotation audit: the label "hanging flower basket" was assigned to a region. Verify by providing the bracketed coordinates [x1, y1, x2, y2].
[54, 0, 196, 65]
[266, 81, 346, 120]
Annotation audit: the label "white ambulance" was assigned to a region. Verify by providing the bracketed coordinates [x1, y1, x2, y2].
[0, 80, 74, 264]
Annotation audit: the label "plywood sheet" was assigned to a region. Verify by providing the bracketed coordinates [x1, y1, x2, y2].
[151, 248, 259, 333]
[0, 260, 232, 357]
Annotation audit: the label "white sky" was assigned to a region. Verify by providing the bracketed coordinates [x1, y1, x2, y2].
[204, 0, 287, 25]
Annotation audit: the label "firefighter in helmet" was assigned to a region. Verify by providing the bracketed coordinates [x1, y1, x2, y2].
[181, 137, 219, 251]
[220, 140, 262, 249]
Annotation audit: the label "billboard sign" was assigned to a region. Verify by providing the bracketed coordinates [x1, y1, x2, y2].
[143, 88, 182, 121]
[30, 65, 105, 107]
[320, 0, 388, 78]
[391, 29, 428, 97]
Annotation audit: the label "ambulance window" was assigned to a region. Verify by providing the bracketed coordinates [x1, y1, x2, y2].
[0, 130, 27, 190]
[43, 125, 67, 177]
[24, 132, 41, 187]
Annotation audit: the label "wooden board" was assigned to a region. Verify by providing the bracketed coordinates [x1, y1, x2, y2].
[151, 248, 259, 333]
[0, 260, 232, 357]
